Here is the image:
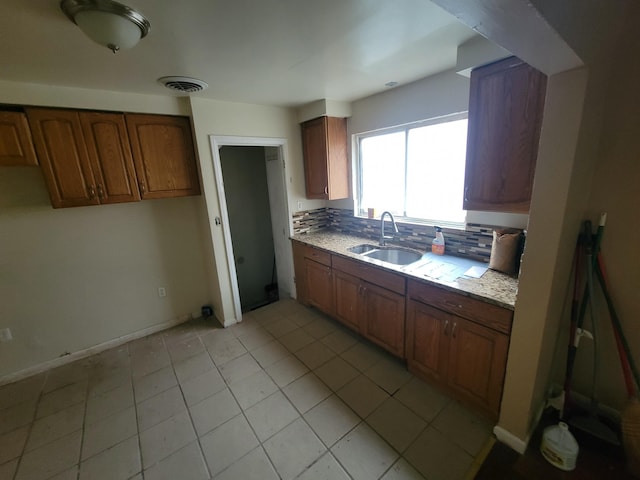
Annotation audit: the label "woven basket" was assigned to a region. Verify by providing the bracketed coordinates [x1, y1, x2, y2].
[622, 397, 640, 478]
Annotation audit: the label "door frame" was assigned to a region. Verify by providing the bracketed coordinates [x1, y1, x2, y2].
[209, 135, 293, 323]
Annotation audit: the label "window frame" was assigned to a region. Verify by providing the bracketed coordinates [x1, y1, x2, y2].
[355, 112, 469, 229]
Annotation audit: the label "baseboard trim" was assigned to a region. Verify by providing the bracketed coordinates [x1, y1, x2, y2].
[493, 425, 529, 454]
[0, 316, 189, 388]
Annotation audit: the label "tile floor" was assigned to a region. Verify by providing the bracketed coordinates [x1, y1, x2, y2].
[0, 299, 494, 480]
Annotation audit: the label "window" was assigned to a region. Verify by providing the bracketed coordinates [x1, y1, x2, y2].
[357, 114, 468, 226]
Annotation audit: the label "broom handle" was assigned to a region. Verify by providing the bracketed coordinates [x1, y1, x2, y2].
[595, 255, 640, 392]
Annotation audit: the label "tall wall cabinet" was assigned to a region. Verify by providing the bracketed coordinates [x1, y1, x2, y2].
[464, 56, 547, 213]
[301, 116, 349, 200]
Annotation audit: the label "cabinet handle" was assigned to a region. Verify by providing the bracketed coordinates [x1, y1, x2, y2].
[88, 185, 96, 199]
[452, 322, 457, 338]
[324, 186, 328, 195]
[97, 184, 104, 199]
[464, 187, 469, 202]
[445, 300, 463, 309]
[443, 320, 449, 336]
[139, 182, 146, 194]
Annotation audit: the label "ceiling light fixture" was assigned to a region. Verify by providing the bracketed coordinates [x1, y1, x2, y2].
[60, 0, 150, 53]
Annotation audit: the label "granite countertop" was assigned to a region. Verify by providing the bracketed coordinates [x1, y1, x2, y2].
[292, 231, 518, 310]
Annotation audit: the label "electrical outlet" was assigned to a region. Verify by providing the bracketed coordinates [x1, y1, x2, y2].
[0, 328, 13, 342]
[158, 287, 167, 297]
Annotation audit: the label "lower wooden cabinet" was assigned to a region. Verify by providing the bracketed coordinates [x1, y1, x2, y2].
[333, 268, 405, 356]
[292, 240, 513, 419]
[333, 269, 361, 331]
[406, 280, 511, 420]
[292, 240, 334, 316]
[304, 258, 334, 316]
[360, 281, 405, 357]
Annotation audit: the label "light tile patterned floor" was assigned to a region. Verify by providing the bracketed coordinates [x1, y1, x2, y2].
[0, 299, 494, 480]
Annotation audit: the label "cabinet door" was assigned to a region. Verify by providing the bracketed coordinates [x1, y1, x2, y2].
[301, 116, 348, 200]
[464, 56, 547, 213]
[126, 114, 200, 199]
[447, 316, 509, 418]
[405, 300, 450, 384]
[361, 281, 405, 357]
[80, 112, 140, 204]
[301, 117, 329, 199]
[0, 111, 38, 166]
[304, 258, 334, 316]
[26, 108, 99, 208]
[333, 269, 362, 332]
[292, 241, 308, 304]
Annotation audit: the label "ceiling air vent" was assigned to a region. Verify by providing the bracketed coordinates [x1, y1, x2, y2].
[158, 76, 208, 93]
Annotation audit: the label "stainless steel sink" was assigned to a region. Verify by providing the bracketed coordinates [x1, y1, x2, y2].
[347, 244, 377, 254]
[361, 248, 422, 265]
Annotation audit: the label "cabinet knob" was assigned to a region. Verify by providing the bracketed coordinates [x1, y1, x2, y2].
[443, 320, 449, 336]
[139, 181, 146, 194]
[88, 185, 96, 199]
[97, 184, 104, 199]
[324, 186, 328, 195]
[452, 322, 457, 338]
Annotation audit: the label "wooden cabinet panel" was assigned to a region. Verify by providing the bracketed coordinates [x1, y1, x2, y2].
[464, 56, 547, 213]
[26, 108, 99, 208]
[80, 112, 140, 204]
[304, 258, 334, 316]
[333, 269, 361, 331]
[447, 316, 509, 416]
[292, 240, 308, 304]
[126, 114, 200, 199]
[361, 281, 405, 357]
[407, 279, 511, 419]
[0, 111, 38, 166]
[408, 280, 512, 334]
[301, 116, 349, 200]
[406, 300, 450, 384]
[332, 255, 405, 295]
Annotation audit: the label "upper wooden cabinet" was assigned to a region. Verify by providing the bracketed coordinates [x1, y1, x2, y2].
[0, 111, 38, 166]
[26, 108, 140, 208]
[80, 112, 141, 205]
[126, 114, 201, 199]
[301, 116, 349, 200]
[464, 56, 547, 213]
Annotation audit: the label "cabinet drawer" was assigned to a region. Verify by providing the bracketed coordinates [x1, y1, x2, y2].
[332, 255, 405, 295]
[408, 280, 512, 334]
[299, 244, 331, 266]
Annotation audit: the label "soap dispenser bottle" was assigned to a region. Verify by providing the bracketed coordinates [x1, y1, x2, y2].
[432, 227, 445, 255]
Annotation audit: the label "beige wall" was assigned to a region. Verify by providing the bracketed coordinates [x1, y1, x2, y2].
[188, 97, 320, 325]
[0, 83, 213, 379]
[577, 25, 640, 408]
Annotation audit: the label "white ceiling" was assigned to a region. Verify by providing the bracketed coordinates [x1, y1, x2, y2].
[0, 0, 478, 107]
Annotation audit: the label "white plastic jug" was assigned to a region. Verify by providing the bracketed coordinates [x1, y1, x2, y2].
[540, 422, 579, 471]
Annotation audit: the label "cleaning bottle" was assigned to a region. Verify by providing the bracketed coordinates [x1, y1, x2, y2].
[432, 227, 445, 255]
[540, 422, 579, 471]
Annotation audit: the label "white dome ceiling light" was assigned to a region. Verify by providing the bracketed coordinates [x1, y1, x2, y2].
[60, 0, 151, 54]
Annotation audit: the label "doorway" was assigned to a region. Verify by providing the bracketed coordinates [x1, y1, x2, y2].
[220, 146, 277, 311]
[209, 136, 294, 322]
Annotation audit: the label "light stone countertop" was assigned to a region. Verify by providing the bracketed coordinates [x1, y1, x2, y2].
[292, 231, 518, 310]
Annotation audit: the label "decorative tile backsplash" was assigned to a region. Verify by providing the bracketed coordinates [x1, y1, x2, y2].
[292, 208, 517, 263]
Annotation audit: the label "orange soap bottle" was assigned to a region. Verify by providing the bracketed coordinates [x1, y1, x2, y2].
[432, 227, 445, 255]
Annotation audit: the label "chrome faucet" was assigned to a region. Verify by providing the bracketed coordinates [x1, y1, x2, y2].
[379, 211, 399, 246]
